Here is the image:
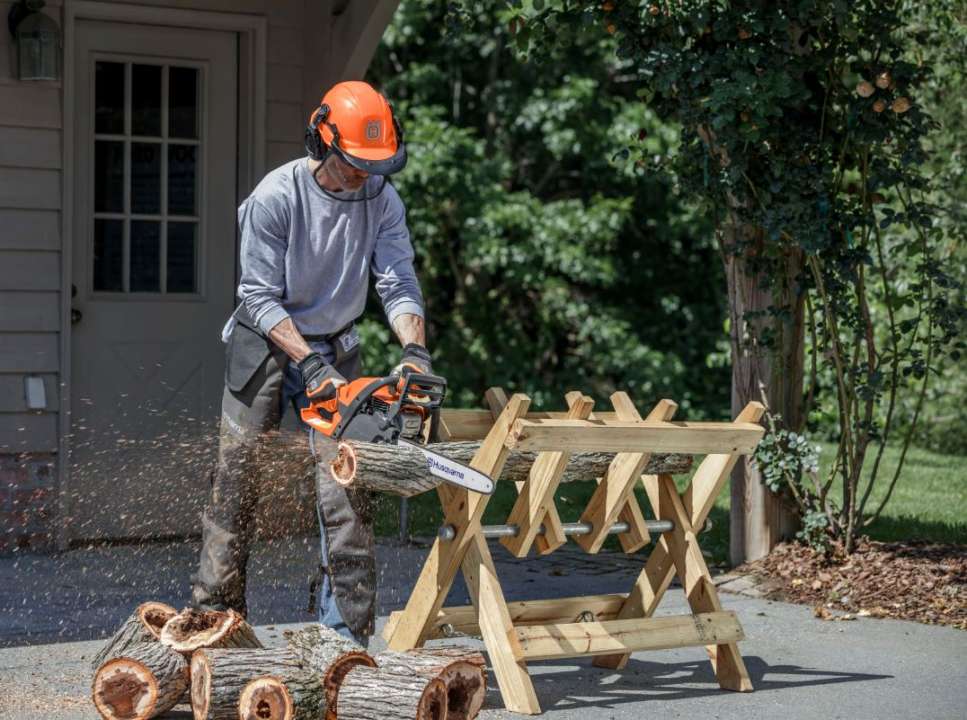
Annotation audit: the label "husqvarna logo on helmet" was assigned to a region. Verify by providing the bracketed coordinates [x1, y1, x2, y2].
[365, 120, 381, 140]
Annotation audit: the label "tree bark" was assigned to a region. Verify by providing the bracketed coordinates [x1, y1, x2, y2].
[724, 223, 804, 564]
[284, 624, 377, 720]
[92, 641, 189, 720]
[160, 609, 261, 656]
[376, 648, 486, 720]
[91, 602, 177, 672]
[255, 432, 692, 497]
[337, 665, 448, 720]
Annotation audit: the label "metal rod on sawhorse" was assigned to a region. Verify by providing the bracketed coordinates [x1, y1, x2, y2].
[438, 519, 688, 542]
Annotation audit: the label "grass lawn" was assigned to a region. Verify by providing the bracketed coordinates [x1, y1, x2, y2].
[373, 441, 967, 566]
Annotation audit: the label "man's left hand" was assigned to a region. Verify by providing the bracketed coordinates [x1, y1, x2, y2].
[393, 343, 432, 376]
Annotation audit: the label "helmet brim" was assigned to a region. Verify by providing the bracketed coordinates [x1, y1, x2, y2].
[332, 141, 407, 176]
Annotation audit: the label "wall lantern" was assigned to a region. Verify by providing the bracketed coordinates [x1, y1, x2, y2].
[7, 0, 61, 81]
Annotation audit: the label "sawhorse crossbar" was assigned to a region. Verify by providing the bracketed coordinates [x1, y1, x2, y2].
[383, 389, 765, 715]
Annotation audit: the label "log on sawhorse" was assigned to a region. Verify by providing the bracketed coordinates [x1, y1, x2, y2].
[382, 387, 764, 715]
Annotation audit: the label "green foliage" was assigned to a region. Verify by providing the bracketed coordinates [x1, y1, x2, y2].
[884, 0, 967, 455]
[455, 0, 966, 552]
[364, 0, 726, 412]
[753, 410, 831, 552]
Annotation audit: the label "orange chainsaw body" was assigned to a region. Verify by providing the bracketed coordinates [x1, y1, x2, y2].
[299, 371, 446, 442]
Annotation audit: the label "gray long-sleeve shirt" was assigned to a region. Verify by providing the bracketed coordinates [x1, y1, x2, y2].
[223, 158, 424, 340]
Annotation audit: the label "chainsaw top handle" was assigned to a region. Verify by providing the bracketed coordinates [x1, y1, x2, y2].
[395, 370, 447, 410]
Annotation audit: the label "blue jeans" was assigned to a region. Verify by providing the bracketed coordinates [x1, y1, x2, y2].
[281, 341, 366, 647]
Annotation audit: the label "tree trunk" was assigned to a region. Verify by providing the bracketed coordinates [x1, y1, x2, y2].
[284, 625, 377, 720]
[255, 432, 692, 497]
[92, 642, 189, 720]
[161, 609, 261, 656]
[337, 666, 448, 720]
[376, 648, 486, 720]
[724, 223, 804, 565]
[91, 602, 177, 672]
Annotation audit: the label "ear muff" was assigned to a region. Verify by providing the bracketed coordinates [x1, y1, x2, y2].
[304, 103, 330, 161]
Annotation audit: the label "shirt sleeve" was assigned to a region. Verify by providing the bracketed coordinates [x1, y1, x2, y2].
[371, 185, 425, 325]
[237, 198, 291, 335]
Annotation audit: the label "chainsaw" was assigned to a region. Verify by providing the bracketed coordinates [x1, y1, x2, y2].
[300, 371, 495, 494]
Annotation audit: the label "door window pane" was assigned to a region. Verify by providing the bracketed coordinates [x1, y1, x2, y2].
[93, 219, 124, 291]
[131, 143, 161, 214]
[130, 221, 161, 292]
[95, 61, 125, 134]
[90, 59, 205, 298]
[168, 145, 197, 215]
[94, 141, 124, 213]
[167, 223, 197, 293]
[132, 64, 162, 136]
[169, 67, 198, 139]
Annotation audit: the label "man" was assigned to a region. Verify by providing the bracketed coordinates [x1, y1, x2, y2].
[191, 81, 431, 645]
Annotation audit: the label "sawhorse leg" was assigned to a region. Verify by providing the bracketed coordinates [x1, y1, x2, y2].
[593, 402, 764, 692]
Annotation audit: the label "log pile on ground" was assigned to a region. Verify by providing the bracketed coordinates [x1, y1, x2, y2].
[255, 431, 693, 497]
[91, 606, 263, 720]
[92, 608, 483, 720]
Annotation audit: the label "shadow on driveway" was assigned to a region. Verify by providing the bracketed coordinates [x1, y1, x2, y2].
[516, 655, 892, 713]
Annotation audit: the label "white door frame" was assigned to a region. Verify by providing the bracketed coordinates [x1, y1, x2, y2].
[58, 1, 267, 549]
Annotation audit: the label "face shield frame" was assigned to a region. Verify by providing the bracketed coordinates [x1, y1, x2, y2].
[325, 117, 407, 176]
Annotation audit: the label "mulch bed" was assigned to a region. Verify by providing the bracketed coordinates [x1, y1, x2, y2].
[736, 539, 967, 630]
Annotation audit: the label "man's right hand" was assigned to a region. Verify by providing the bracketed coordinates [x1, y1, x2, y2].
[299, 352, 347, 400]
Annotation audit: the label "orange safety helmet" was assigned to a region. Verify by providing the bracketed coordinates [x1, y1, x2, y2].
[305, 81, 407, 176]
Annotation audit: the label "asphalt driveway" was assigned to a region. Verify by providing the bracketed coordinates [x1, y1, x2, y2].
[1, 537, 964, 719]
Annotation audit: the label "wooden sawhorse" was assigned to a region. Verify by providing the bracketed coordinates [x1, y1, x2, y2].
[383, 388, 765, 715]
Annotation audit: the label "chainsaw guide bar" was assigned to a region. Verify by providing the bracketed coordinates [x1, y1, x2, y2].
[397, 438, 495, 495]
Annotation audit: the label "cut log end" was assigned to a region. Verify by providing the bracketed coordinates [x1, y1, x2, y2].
[163, 609, 228, 651]
[189, 651, 211, 720]
[239, 676, 294, 720]
[329, 441, 357, 486]
[442, 663, 485, 720]
[137, 602, 177, 641]
[92, 659, 158, 720]
[420, 678, 448, 720]
[161, 608, 260, 654]
[323, 652, 377, 720]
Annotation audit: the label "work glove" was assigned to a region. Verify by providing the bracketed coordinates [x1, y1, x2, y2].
[393, 343, 432, 376]
[299, 352, 346, 401]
